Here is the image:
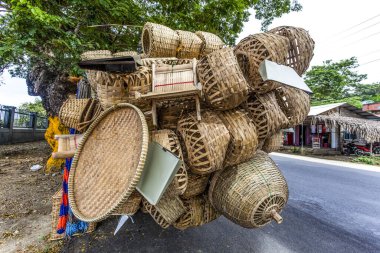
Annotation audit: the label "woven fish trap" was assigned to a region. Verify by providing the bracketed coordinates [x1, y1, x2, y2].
[59, 98, 91, 131]
[208, 150, 289, 228]
[111, 190, 142, 215]
[142, 22, 180, 57]
[262, 131, 283, 153]
[177, 110, 230, 175]
[234, 33, 290, 93]
[142, 192, 186, 228]
[219, 109, 259, 167]
[181, 173, 210, 199]
[197, 48, 249, 110]
[195, 31, 225, 57]
[80, 50, 112, 61]
[176, 30, 202, 59]
[275, 86, 310, 127]
[158, 98, 196, 130]
[123, 66, 152, 97]
[113, 51, 138, 57]
[244, 92, 289, 140]
[94, 71, 128, 109]
[269, 26, 315, 75]
[151, 129, 188, 196]
[174, 197, 204, 230]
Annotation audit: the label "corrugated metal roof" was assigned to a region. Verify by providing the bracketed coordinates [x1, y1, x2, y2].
[308, 102, 346, 116]
[308, 102, 380, 120]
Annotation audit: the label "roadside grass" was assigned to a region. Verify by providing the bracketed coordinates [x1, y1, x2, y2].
[352, 156, 380, 165]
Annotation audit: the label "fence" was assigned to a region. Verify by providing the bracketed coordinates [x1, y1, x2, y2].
[0, 105, 48, 144]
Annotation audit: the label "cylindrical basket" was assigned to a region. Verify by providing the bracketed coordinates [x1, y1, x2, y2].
[94, 71, 128, 109]
[197, 48, 249, 110]
[111, 190, 142, 215]
[181, 173, 210, 199]
[177, 111, 230, 175]
[59, 98, 92, 131]
[142, 22, 180, 57]
[262, 131, 283, 153]
[195, 31, 224, 57]
[176, 30, 203, 59]
[208, 150, 289, 228]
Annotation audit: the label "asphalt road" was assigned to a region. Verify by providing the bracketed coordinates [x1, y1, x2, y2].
[63, 155, 380, 253]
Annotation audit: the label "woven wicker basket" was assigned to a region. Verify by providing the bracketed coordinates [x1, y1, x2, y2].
[85, 70, 98, 95]
[275, 86, 310, 127]
[234, 33, 290, 94]
[123, 66, 152, 97]
[80, 50, 112, 61]
[158, 99, 197, 130]
[269, 26, 315, 75]
[59, 98, 92, 131]
[197, 48, 249, 110]
[151, 130, 188, 196]
[219, 109, 259, 167]
[113, 51, 138, 57]
[142, 22, 179, 57]
[262, 131, 283, 153]
[195, 31, 224, 57]
[209, 150, 289, 228]
[244, 92, 289, 140]
[94, 71, 128, 109]
[176, 30, 202, 59]
[181, 173, 210, 199]
[177, 111, 230, 175]
[112, 190, 142, 215]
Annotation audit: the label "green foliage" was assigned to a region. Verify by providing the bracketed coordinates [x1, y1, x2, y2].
[19, 98, 46, 116]
[353, 156, 380, 166]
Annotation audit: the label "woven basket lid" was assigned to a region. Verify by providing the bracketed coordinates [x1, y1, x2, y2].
[68, 103, 149, 222]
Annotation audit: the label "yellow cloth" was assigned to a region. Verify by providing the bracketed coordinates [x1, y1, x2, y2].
[45, 116, 68, 173]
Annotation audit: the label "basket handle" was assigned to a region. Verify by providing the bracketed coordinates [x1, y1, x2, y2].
[271, 209, 283, 224]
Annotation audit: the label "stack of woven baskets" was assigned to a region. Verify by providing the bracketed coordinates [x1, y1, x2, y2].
[56, 22, 314, 232]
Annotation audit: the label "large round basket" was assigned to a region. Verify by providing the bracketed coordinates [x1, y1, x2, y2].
[177, 111, 230, 175]
[244, 92, 289, 140]
[218, 109, 259, 167]
[262, 131, 283, 153]
[274, 86, 310, 127]
[111, 190, 142, 216]
[208, 150, 289, 228]
[269, 26, 315, 75]
[181, 173, 210, 199]
[68, 103, 149, 222]
[197, 48, 249, 110]
[176, 30, 202, 59]
[94, 71, 128, 109]
[234, 33, 290, 94]
[195, 31, 224, 57]
[142, 22, 179, 57]
[151, 130, 188, 196]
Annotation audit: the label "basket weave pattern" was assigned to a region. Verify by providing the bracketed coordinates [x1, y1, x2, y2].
[176, 30, 202, 59]
[80, 50, 112, 61]
[142, 22, 179, 57]
[112, 190, 142, 215]
[158, 99, 196, 130]
[59, 99, 91, 131]
[123, 66, 152, 97]
[181, 173, 210, 199]
[94, 71, 128, 109]
[196, 31, 224, 56]
[262, 131, 283, 153]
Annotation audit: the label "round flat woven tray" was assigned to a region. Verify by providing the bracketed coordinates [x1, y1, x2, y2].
[68, 103, 149, 222]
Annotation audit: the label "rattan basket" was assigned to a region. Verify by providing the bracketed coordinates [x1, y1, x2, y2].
[176, 30, 203, 59]
[274, 86, 310, 127]
[195, 31, 224, 57]
[151, 130, 188, 196]
[59, 98, 92, 131]
[111, 190, 142, 215]
[262, 131, 283, 153]
[244, 92, 289, 140]
[209, 150, 289, 228]
[219, 109, 259, 167]
[94, 71, 128, 109]
[142, 22, 179, 57]
[234, 33, 290, 94]
[158, 99, 197, 130]
[181, 173, 210, 199]
[123, 66, 152, 97]
[177, 110, 230, 175]
[269, 26, 315, 75]
[197, 48, 249, 110]
[113, 51, 138, 57]
[80, 50, 112, 61]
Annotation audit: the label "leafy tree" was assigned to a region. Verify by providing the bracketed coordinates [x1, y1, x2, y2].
[19, 98, 46, 116]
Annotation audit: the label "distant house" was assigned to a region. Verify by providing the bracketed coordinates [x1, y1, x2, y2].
[362, 102, 380, 116]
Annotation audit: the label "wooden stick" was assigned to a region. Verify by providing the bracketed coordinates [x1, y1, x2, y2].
[52, 151, 75, 159]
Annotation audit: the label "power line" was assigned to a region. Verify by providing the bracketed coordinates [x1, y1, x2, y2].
[333, 13, 380, 37]
[340, 20, 380, 40]
[360, 58, 380, 66]
[358, 48, 380, 58]
[342, 31, 380, 48]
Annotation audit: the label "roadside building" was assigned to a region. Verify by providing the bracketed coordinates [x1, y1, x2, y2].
[362, 102, 380, 116]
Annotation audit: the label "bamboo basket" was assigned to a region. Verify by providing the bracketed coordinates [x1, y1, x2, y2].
[208, 151, 289, 228]
[94, 71, 128, 109]
[85, 70, 98, 95]
[197, 48, 249, 110]
[80, 50, 112, 61]
[274, 86, 310, 127]
[151, 130, 188, 196]
[77, 99, 103, 132]
[219, 109, 259, 167]
[234, 33, 290, 94]
[158, 98, 197, 130]
[244, 92, 289, 140]
[262, 131, 283, 153]
[113, 51, 138, 57]
[177, 111, 230, 175]
[176, 30, 203, 59]
[111, 190, 142, 215]
[142, 22, 179, 57]
[196, 31, 224, 57]
[59, 98, 92, 131]
[123, 66, 152, 97]
[269, 26, 315, 75]
[181, 173, 210, 199]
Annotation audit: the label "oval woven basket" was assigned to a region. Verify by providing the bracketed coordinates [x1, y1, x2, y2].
[197, 48, 249, 110]
[111, 190, 142, 216]
[262, 131, 283, 153]
[142, 22, 179, 57]
[244, 92, 289, 140]
[269, 26, 315, 75]
[80, 50, 112, 61]
[94, 71, 128, 109]
[195, 31, 224, 57]
[181, 173, 210, 199]
[68, 103, 149, 222]
[151, 129, 188, 196]
[177, 110, 230, 175]
[208, 150, 289, 228]
[234, 33, 290, 94]
[219, 109, 259, 167]
[59, 98, 92, 131]
[274, 86, 310, 127]
[176, 30, 202, 59]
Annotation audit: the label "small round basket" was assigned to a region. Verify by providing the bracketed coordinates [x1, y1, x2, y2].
[111, 190, 142, 216]
[113, 51, 138, 57]
[234, 33, 290, 94]
[197, 48, 249, 110]
[59, 98, 92, 131]
[195, 31, 224, 57]
[269, 26, 315, 75]
[218, 109, 259, 167]
[208, 150, 289, 228]
[80, 50, 112, 61]
[176, 30, 202, 59]
[142, 22, 179, 57]
[262, 131, 283, 153]
[177, 111, 230, 175]
[181, 173, 210, 199]
[94, 71, 128, 109]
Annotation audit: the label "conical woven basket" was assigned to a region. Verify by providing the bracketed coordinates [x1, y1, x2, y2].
[262, 131, 283, 153]
[176, 30, 202, 59]
[218, 109, 259, 167]
[59, 98, 92, 131]
[197, 48, 249, 110]
[269, 26, 315, 75]
[142, 22, 179, 57]
[234, 33, 290, 94]
[151, 130, 188, 196]
[177, 110, 230, 175]
[181, 173, 210, 199]
[80, 50, 112, 61]
[209, 151, 289, 228]
[196, 31, 224, 57]
[111, 190, 142, 215]
[94, 71, 128, 109]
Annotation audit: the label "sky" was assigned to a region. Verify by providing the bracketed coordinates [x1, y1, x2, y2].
[1, 0, 380, 107]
